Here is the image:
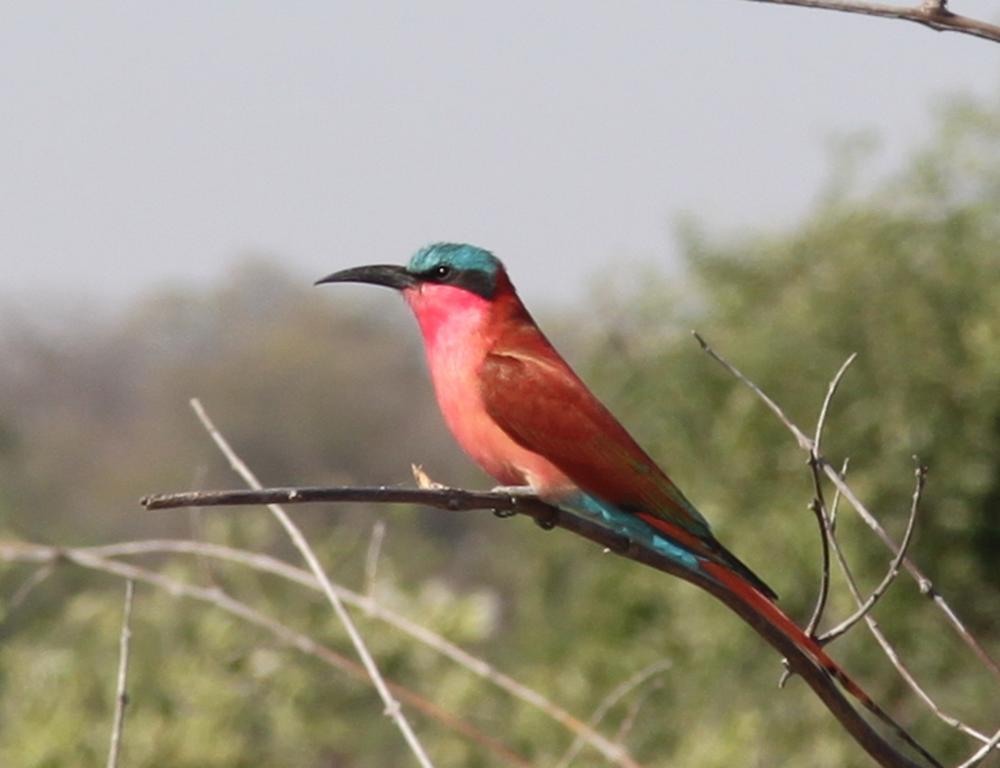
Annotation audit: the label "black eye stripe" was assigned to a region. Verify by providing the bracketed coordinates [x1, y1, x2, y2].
[415, 264, 497, 298]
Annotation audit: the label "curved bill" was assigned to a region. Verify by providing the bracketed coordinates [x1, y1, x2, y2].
[314, 264, 416, 290]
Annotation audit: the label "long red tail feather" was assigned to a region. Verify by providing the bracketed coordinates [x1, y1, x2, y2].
[704, 561, 941, 768]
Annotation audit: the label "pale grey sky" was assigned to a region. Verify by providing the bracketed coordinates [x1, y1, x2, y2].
[1, 1, 997, 310]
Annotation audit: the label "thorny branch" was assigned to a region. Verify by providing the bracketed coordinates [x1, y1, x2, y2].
[743, 0, 1000, 45]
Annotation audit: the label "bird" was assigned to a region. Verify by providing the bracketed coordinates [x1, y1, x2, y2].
[316, 242, 936, 765]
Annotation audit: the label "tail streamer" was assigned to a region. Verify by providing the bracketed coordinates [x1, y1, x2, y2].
[704, 562, 942, 768]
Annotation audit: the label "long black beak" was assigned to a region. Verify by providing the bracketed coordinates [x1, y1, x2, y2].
[314, 264, 416, 290]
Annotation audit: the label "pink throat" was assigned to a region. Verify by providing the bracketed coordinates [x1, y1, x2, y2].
[403, 283, 494, 353]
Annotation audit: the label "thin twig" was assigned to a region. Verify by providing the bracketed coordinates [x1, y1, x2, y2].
[4, 563, 55, 615]
[612, 683, 662, 748]
[829, 458, 850, 532]
[820, 462, 926, 644]
[554, 659, 672, 768]
[189, 398, 436, 768]
[957, 728, 1000, 768]
[106, 580, 135, 768]
[693, 331, 1000, 683]
[81, 536, 641, 768]
[0, 542, 530, 768]
[813, 353, 858, 459]
[363, 520, 387, 597]
[802, 351, 856, 641]
[742, 0, 1000, 44]
[818, 460, 1000, 681]
[822, 475, 997, 751]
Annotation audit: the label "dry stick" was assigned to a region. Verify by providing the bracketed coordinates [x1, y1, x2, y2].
[188, 398, 435, 768]
[692, 331, 1000, 684]
[0, 542, 530, 768]
[818, 461, 1000, 682]
[821, 473, 997, 751]
[742, 0, 1000, 44]
[820, 463, 925, 644]
[106, 580, 135, 768]
[554, 659, 672, 768]
[958, 728, 1000, 768]
[804, 353, 858, 640]
[82, 537, 641, 768]
[829, 458, 850, 532]
[143, 489, 930, 768]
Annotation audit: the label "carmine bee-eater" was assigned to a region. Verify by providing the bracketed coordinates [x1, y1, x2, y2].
[317, 242, 936, 766]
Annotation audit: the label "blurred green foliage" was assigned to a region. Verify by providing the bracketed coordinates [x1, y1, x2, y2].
[1, 92, 999, 767]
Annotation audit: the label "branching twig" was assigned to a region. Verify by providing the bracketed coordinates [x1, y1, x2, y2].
[189, 398, 436, 768]
[958, 727, 1000, 768]
[106, 580, 135, 768]
[693, 333, 999, 756]
[692, 331, 1000, 683]
[742, 0, 1000, 44]
[821, 471, 997, 752]
[80, 537, 641, 768]
[820, 462, 926, 644]
[803, 353, 858, 639]
[0, 541, 531, 768]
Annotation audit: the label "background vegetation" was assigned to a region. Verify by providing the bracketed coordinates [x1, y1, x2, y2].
[1, 91, 998, 767]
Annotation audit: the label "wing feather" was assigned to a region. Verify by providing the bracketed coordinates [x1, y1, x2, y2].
[480, 345, 777, 600]
[480, 348, 713, 539]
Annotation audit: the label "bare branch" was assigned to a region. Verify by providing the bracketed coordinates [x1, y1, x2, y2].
[693, 332, 1000, 683]
[82, 537, 642, 768]
[814, 353, 858, 458]
[820, 462, 926, 644]
[106, 580, 135, 768]
[819, 468, 997, 752]
[784, 359, 857, 684]
[742, 0, 1000, 44]
[0, 541, 532, 768]
[803, 355, 858, 638]
[692, 331, 812, 450]
[189, 398, 436, 768]
[958, 728, 1000, 768]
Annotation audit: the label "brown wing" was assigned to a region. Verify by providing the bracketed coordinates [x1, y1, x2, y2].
[479, 348, 714, 540]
